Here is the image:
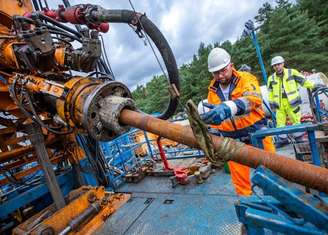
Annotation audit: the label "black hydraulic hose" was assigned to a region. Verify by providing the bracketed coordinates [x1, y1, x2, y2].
[89, 9, 180, 120]
[97, 62, 105, 73]
[62, 1, 113, 78]
[37, 13, 83, 38]
[48, 29, 81, 42]
[32, 0, 40, 11]
[99, 59, 110, 74]
[39, 16, 111, 76]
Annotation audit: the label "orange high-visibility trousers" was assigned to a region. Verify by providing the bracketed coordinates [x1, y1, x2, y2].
[228, 136, 275, 196]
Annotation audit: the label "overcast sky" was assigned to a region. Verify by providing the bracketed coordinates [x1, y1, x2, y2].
[50, 0, 280, 90]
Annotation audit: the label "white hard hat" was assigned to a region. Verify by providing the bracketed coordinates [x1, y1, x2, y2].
[271, 56, 285, 66]
[197, 99, 210, 115]
[208, 48, 231, 72]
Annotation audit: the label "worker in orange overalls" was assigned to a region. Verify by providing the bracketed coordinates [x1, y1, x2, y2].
[201, 47, 275, 196]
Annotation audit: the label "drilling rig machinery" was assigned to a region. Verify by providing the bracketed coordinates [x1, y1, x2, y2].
[0, 1, 328, 234]
[0, 1, 180, 233]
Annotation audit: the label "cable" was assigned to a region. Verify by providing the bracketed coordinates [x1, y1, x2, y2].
[43, 0, 49, 9]
[126, 0, 180, 119]
[38, 0, 44, 10]
[96, 61, 105, 73]
[76, 135, 109, 186]
[99, 35, 111, 68]
[128, 0, 169, 83]
[99, 34, 115, 79]
[37, 13, 83, 38]
[32, 0, 40, 11]
[12, 14, 82, 42]
[24, 88, 73, 135]
[10, 77, 73, 135]
[99, 59, 110, 74]
[52, 36, 73, 46]
[311, 87, 328, 121]
[87, 71, 114, 80]
[88, 71, 108, 77]
[48, 29, 81, 42]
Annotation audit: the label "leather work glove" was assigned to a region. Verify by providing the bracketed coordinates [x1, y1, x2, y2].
[201, 103, 232, 125]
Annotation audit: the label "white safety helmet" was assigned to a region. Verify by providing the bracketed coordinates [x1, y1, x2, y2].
[271, 56, 285, 66]
[197, 99, 210, 115]
[208, 48, 231, 73]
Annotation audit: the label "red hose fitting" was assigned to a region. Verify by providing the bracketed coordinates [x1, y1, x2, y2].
[88, 23, 109, 33]
[27, 5, 110, 33]
[42, 9, 58, 20]
[61, 5, 109, 33]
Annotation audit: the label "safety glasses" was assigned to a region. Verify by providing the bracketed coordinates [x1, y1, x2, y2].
[214, 63, 231, 76]
[273, 63, 283, 68]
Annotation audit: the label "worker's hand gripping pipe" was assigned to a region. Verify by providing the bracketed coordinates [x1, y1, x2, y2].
[116, 108, 328, 194]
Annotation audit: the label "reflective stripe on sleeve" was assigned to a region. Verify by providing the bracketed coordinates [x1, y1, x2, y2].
[224, 100, 238, 117]
[289, 97, 302, 107]
[243, 91, 262, 98]
[234, 98, 251, 115]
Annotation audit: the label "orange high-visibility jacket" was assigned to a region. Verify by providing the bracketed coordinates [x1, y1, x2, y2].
[207, 69, 266, 138]
[207, 69, 275, 196]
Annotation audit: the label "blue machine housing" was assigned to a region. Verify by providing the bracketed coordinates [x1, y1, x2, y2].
[235, 166, 328, 234]
[0, 170, 77, 230]
[0, 132, 138, 231]
[0, 126, 203, 228]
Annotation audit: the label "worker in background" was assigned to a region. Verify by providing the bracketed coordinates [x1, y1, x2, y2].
[267, 56, 317, 143]
[238, 64, 252, 72]
[200, 47, 275, 196]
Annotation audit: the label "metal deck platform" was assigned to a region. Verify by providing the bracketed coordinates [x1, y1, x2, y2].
[96, 170, 241, 235]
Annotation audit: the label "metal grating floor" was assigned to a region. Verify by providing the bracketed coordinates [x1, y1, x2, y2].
[96, 170, 241, 235]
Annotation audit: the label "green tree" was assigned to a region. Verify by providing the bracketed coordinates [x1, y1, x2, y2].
[255, 2, 274, 35]
[132, 0, 328, 114]
[276, 0, 292, 9]
[132, 75, 170, 114]
[179, 43, 212, 106]
[298, 0, 328, 22]
[298, 0, 328, 50]
[255, 2, 273, 25]
[264, 6, 328, 73]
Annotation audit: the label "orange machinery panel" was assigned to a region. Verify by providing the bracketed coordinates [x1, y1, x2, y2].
[0, 0, 32, 17]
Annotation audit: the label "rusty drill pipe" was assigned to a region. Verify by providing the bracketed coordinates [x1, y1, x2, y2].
[119, 109, 328, 194]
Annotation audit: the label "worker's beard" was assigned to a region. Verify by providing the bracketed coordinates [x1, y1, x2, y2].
[276, 69, 284, 76]
[218, 77, 232, 86]
[275, 66, 284, 76]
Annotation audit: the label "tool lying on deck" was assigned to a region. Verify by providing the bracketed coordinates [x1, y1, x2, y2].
[170, 162, 213, 188]
[235, 166, 328, 234]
